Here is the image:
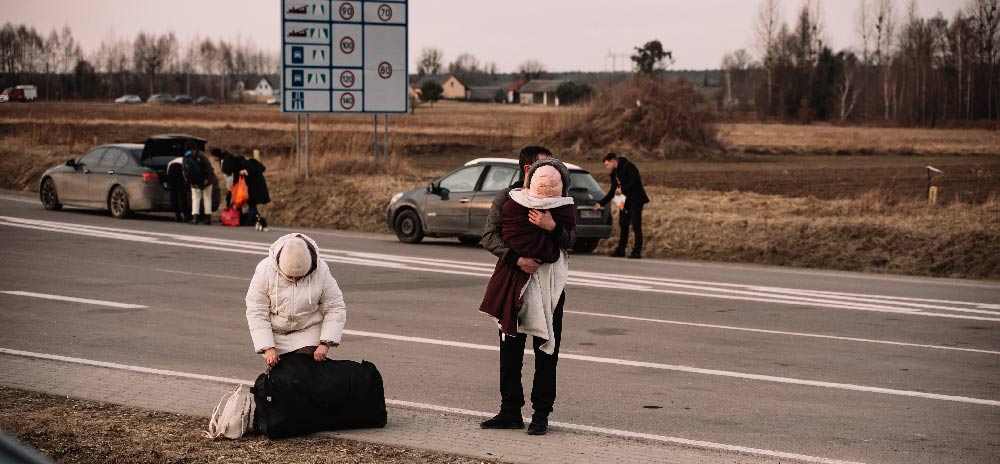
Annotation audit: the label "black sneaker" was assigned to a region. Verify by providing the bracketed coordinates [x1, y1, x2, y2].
[527, 417, 548, 435]
[480, 413, 524, 429]
[627, 253, 642, 259]
[608, 249, 626, 257]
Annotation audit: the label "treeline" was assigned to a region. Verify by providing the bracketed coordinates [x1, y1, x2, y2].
[0, 22, 278, 101]
[720, 0, 1000, 125]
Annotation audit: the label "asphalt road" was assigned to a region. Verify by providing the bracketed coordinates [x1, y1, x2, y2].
[1, 192, 998, 464]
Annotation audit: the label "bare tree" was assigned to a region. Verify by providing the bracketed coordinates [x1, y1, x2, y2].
[836, 53, 863, 121]
[755, 0, 783, 114]
[856, 0, 876, 64]
[58, 25, 81, 74]
[43, 29, 61, 99]
[518, 59, 546, 79]
[417, 47, 443, 76]
[448, 53, 480, 82]
[133, 32, 177, 96]
[875, 0, 897, 119]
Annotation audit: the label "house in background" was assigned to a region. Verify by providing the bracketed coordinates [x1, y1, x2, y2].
[519, 79, 570, 106]
[408, 74, 468, 100]
[233, 75, 279, 102]
[506, 78, 528, 104]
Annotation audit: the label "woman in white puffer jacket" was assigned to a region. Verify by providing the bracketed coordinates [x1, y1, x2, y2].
[245, 233, 347, 370]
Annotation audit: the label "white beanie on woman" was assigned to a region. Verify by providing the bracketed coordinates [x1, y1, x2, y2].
[278, 237, 312, 278]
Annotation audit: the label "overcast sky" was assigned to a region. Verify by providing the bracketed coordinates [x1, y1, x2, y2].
[8, 0, 964, 71]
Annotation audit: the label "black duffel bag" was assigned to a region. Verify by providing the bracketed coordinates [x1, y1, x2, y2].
[252, 354, 387, 439]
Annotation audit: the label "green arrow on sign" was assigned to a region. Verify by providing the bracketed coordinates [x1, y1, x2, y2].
[321, 74, 327, 83]
[309, 28, 315, 38]
[322, 28, 329, 38]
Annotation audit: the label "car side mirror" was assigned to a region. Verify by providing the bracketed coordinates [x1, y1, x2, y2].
[426, 182, 435, 193]
[65, 159, 76, 168]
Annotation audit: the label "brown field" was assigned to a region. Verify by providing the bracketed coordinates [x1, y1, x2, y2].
[0, 386, 485, 464]
[1, 101, 997, 279]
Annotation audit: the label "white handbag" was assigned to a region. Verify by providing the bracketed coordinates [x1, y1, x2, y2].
[206, 384, 255, 439]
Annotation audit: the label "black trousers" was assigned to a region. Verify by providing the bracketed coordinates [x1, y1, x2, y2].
[166, 167, 190, 219]
[616, 203, 644, 254]
[499, 291, 564, 418]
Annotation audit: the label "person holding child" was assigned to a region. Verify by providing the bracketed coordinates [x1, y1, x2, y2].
[479, 149, 576, 436]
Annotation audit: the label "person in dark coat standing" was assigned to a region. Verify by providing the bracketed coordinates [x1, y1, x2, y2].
[216, 149, 271, 230]
[593, 152, 649, 259]
[479, 146, 576, 436]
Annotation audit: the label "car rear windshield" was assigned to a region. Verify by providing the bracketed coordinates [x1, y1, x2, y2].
[569, 171, 603, 194]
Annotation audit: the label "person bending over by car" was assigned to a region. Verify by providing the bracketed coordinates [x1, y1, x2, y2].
[181, 140, 217, 225]
[166, 156, 191, 223]
[245, 233, 347, 370]
[593, 152, 650, 259]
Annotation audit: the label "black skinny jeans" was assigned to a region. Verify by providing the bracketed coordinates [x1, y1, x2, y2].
[616, 203, 644, 254]
[499, 291, 564, 419]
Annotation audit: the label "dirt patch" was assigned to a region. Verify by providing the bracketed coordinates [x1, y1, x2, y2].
[0, 386, 491, 464]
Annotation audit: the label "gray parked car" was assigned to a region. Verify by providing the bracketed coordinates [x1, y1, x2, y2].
[386, 158, 613, 252]
[39, 134, 219, 219]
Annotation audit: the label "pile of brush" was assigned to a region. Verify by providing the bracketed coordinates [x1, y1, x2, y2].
[546, 75, 722, 158]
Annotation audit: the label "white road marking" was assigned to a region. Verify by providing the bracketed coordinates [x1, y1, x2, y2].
[2, 215, 998, 324]
[152, 269, 249, 281]
[0, 291, 146, 309]
[0, 348, 864, 464]
[0, 195, 39, 205]
[567, 310, 1000, 355]
[342, 329, 1000, 406]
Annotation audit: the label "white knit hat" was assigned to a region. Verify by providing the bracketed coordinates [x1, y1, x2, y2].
[278, 237, 312, 278]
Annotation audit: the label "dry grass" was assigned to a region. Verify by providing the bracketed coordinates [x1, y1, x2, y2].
[2, 102, 998, 279]
[0, 386, 488, 464]
[596, 187, 1000, 279]
[718, 123, 1000, 156]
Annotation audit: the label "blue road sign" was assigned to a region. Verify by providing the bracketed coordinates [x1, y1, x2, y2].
[291, 91, 304, 109]
[292, 69, 304, 87]
[292, 46, 304, 64]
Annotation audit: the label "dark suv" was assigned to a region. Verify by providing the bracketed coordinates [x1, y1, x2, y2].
[386, 158, 613, 253]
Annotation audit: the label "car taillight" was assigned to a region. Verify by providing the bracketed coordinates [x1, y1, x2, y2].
[142, 173, 158, 184]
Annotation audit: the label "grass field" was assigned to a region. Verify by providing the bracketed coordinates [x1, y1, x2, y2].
[1, 101, 997, 278]
[0, 386, 485, 464]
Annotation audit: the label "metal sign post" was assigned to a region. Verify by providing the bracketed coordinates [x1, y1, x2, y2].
[305, 114, 311, 179]
[281, 0, 409, 172]
[295, 114, 301, 173]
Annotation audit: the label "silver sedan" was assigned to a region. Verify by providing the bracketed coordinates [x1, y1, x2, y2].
[39, 143, 173, 218]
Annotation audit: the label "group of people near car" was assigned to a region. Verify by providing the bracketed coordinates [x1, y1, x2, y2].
[241, 145, 647, 438]
[167, 140, 271, 230]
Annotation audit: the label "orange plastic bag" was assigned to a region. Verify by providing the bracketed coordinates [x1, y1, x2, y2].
[231, 175, 249, 209]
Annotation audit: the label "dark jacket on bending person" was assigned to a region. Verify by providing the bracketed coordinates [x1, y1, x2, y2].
[481, 158, 576, 268]
[597, 156, 649, 208]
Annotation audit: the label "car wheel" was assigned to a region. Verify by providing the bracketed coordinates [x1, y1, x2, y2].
[109, 185, 132, 219]
[457, 236, 481, 246]
[572, 238, 600, 253]
[394, 209, 424, 244]
[40, 177, 62, 211]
